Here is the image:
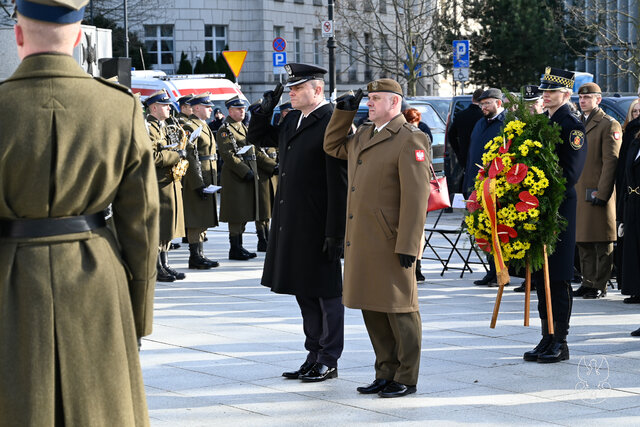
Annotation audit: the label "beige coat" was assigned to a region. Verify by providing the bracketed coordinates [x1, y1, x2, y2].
[576, 107, 621, 242]
[324, 109, 430, 312]
[0, 54, 158, 426]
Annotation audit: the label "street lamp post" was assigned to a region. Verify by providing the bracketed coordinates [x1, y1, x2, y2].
[123, 0, 129, 58]
[327, 0, 336, 100]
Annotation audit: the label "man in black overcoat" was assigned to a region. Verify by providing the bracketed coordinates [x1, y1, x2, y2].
[524, 67, 587, 364]
[247, 63, 348, 382]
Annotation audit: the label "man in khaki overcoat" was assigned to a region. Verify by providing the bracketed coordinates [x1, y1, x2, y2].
[145, 90, 187, 282]
[575, 83, 621, 299]
[324, 78, 430, 398]
[0, 1, 159, 425]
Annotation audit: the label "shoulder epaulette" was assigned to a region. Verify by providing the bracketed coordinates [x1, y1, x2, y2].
[93, 76, 134, 96]
[403, 122, 421, 132]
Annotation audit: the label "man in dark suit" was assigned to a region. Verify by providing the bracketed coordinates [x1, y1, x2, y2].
[523, 67, 587, 364]
[247, 63, 348, 382]
[448, 88, 484, 173]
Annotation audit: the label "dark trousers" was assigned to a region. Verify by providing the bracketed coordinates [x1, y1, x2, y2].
[361, 310, 422, 386]
[535, 278, 573, 325]
[295, 295, 344, 368]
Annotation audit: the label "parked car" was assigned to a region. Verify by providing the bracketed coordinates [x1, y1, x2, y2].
[406, 96, 452, 122]
[570, 94, 636, 124]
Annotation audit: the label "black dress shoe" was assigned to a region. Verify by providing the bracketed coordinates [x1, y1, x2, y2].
[357, 379, 390, 394]
[631, 327, 640, 337]
[282, 361, 315, 379]
[624, 296, 640, 304]
[299, 363, 338, 382]
[537, 340, 569, 363]
[573, 285, 590, 297]
[169, 242, 181, 250]
[474, 272, 496, 286]
[583, 288, 605, 299]
[513, 281, 535, 292]
[378, 381, 417, 398]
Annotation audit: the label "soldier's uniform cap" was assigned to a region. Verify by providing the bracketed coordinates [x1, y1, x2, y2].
[478, 88, 503, 101]
[280, 102, 292, 111]
[213, 107, 222, 115]
[187, 93, 214, 107]
[578, 82, 602, 95]
[539, 66, 575, 90]
[225, 95, 246, 109]
[177, 94, 195, 106]
[284, 63, 327, 87]
[14, 0, 88, 23]
[144, 90, 172, 107]
[367, 78, 403, 97]
[523, 85, 542, 101]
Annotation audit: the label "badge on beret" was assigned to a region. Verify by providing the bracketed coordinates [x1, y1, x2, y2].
[219, 131, 228, 138]
[613, 131, 621, 141]
[569, 130, 585, 150]
[415, 150, 426, 162]
[371, 81, 379, 91]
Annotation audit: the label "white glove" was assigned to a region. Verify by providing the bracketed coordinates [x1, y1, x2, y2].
[618, 223, 624, 238]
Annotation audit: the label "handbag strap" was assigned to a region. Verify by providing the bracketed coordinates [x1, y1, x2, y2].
[429, 163, 440, 191]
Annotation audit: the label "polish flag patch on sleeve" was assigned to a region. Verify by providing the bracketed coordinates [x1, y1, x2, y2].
[415, 150, 426, 162]
[613, 131, 621, 141]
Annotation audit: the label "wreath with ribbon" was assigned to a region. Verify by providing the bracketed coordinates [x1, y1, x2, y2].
[464, 93, 568, 282]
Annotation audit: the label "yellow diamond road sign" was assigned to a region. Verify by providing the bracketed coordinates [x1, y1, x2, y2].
[222, 50, 248, 78]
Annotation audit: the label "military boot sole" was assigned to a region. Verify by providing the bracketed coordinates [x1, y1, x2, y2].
[188, 259, 214, 270]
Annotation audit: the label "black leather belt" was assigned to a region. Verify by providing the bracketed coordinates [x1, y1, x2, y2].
[200, 154, 217, 161]
[0, 212, 107, 238]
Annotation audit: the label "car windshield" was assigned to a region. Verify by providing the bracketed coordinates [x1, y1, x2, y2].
[408, 103, 446, 133]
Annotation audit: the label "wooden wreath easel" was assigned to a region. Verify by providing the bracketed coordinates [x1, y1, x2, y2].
[490, 245, 554, 334]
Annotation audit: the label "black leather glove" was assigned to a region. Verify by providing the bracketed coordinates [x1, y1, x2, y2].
[591, 197, 607, 206]
[272, 164, 279, 176]
[175, 149, 187, 159]
[243, 169, 255, 182]
[196, 186, 208, 200]
[322, 237, 344, 262]
[398, 253, 416, 269]
[336, 88, 364, 111]
[260, 83, 284, 115]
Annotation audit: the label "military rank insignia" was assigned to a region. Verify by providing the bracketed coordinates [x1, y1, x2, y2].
[218, 130, 228, 138]
[415, 150, 426, 162]
[569, 130, 585, 150]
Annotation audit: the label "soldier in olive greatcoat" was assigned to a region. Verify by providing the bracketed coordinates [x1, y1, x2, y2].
[0, 1, 159, 425]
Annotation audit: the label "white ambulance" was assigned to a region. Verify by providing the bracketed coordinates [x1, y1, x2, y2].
[130, 70, 248, 113]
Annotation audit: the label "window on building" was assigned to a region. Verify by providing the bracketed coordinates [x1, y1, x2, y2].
[294, 27, 303, 63]
[364, 0, 374, 12]
[274, 26, 284, 38]
[294, 0, 304, 3]
[313, 29, 323, 66]
[336, 31, 344, 83]
[364, 33, 372, 81]
[380, 35, 389, 78]
[144, 24, 174, 69]
[204, 25, 227, 59]
[313, 0, 323, 5]
[379, 0, 387, 14]
[348, 33, 357, 81]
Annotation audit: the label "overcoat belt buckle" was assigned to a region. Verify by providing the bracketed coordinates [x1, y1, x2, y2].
[628, 186, 640, 196]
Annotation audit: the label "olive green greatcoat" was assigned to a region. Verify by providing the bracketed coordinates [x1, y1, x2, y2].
[324, 109, 431, 313]
[0, 54, 159, 427]
[257, 147, 278, 220]
[146, 115, 185, 241]
[576, 107, 621, 242]
[217, 118, 263, 222]
[182, 116, 219, 229]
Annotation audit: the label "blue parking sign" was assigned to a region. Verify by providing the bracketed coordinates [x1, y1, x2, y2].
[273, 52, 287, 67]
[453, 40, 469, 68]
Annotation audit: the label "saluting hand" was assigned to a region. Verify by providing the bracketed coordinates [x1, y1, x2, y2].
[260, 83, 284, 115]
[336, 88, 364, 111]
[398, 253, 416, 269]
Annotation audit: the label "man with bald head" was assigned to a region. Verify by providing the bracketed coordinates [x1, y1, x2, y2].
[0, 1, 158, 425]
[324, 78, 431, 398]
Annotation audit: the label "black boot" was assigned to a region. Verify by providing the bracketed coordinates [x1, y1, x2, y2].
[538, 322, 569, 363]
[415, 259, 425, 282]
[198, 242, 219, 268]
[239, 234, 257, 258]
[474, 271, 497, 286]
[156, 255, 176, 282]
[523, 320, 552, 361]
[160, 251, 186, 280]
[257, 228, 268, 252]
[189, 243, 213, 269]
[229, 235, 251, 260]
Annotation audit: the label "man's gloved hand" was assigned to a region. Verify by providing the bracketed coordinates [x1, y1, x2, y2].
[322, 237, 344, 262]
[243, 169, 255, 182]
[336, 88, 364, 111]
[196, 186, 208, 200]
[272, 164, 279, 177]
[175, 149, 187, 159]
[591, 197, 607, 206]
[260, 83, 284, 115]
[398, 253, 416, 269]
[618, 222, 624, 238]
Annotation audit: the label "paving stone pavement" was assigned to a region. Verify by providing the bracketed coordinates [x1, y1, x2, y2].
[143, 212, 640, 426]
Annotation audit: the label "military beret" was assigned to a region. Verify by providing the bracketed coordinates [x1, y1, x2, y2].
[177, 94, 194, 106]
[367, 78, 403, 97]
[284, 63, 327, 87]
[539, 66, 575, 90]
[188, 93, 214, 107]
[578, 82, 601, 95]
[144, 90, 172, 107]
[225, 95, 246, 109]
[523, 85, 541, 101]
[14, 0, 88, 23]
[478, 88, 503, 101]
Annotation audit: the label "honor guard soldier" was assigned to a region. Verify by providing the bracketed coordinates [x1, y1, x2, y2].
[248, 63, 348, 383]
[523, 85, 544, 114]
[324, 78, 430, 397]
[0, 0, 159, 425]
[182, 93, 220, 269]
[217, 96, 262, 260]
[176, 93, 195, 125]
[145, 90, 187, 282]
[524, 67, 588, 363]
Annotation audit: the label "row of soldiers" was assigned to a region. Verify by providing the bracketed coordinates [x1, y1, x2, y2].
[144, 90, 279, 281]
